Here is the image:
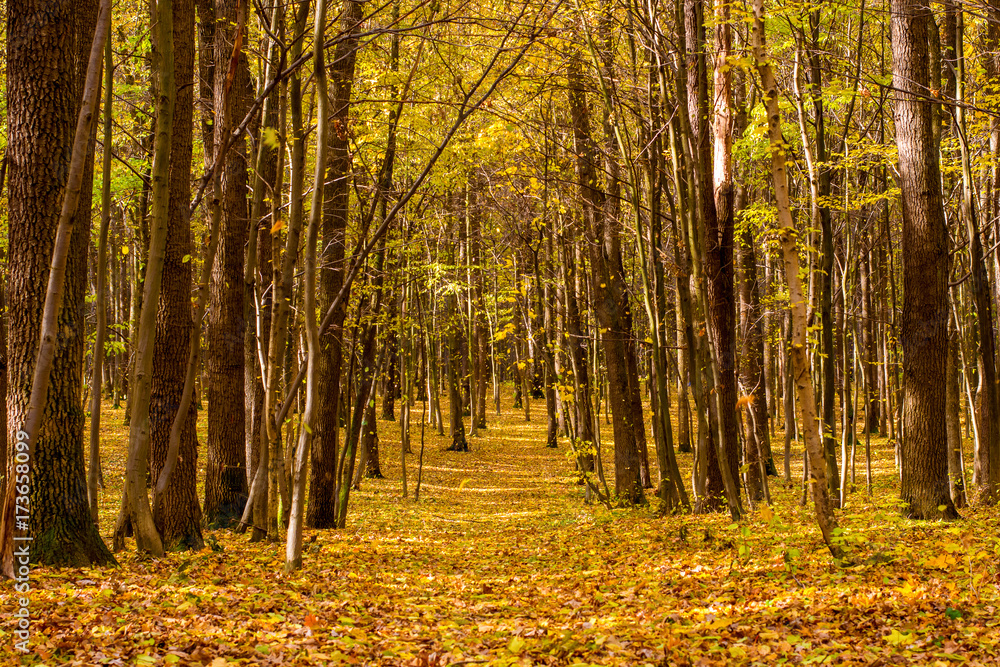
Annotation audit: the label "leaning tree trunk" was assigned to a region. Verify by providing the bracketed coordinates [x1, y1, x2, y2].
[752, 0, 843, 558]
[890, 0, 959, 520]
[286, 0, 330, 571]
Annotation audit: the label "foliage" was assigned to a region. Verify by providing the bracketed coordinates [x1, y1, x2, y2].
[4, 398, 1000, 665]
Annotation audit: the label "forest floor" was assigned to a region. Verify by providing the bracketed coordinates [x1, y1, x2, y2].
[5, 389, 1000, 666]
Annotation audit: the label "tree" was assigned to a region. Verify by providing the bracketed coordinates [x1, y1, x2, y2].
[889, 0, 958, 520]
[205, 0, 251, 527]
[310, 0, 366, 530]
[566, 45, 645, 506]
[149, 0, 204, 551]
[751, 0, 842, 558]
[2, 0, 114, 569]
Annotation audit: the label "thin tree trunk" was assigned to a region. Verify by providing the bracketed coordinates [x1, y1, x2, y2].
[88, 29, 114, 526]
[115, 0, 176, 556]
[286, 0, 329, 572]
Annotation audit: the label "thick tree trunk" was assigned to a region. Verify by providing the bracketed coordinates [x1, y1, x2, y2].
[737, 224, 770, 500]
[890, 0, 959, 520]
[205, 0, 250, 527]
[567, 51, 645, 506]
[687, 0, 740, 510]
[3, 0, 114, 569]
[149, 0, 203, 551]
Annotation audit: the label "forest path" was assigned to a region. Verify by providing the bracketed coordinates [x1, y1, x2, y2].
[12, 392, 1000, 666]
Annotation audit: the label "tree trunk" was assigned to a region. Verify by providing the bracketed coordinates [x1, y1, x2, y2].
[889, 0, 959, 520]
[205, 0, 250, 527]
[737, 220, 769, 500]
[147, 0, 203, 552]
[687, 0, 740, 511]
[946, 306, 967, 507]
[88, 30, 114, 525]
[566, 50, 645, 506]
[287, 0, 330, 571]
[752, 0, 843, 557]
[446, 287, 470, 452]
[309, 0, 365, 530]
[2, 0, 114, 570]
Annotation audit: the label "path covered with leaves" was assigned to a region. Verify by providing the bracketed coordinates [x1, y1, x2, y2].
[5, 397, 1000, 665]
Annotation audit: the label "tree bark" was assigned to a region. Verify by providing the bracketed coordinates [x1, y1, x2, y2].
[889, 0, 959, 520]
[205, 0, 250, 527]
[3, 0, 115, 570]
[88, 29, 114, 525]
[149, 0, 204, 552]
[309, 0, 365, 529]
[946, 305, 967, 507]
[752, 0, 843, 557]
[688, 0, 740, 510]
[567, 49, 645, 506]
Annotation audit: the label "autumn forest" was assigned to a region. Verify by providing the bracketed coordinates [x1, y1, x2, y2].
[2, 0, 1000, 663]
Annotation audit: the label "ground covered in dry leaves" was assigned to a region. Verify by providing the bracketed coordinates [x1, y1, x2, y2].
[4, 393, 1000, 665]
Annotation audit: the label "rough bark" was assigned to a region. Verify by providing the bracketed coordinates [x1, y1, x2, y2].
[3, 0, 114, 569]
[737, 223, 770, 500]
[149, 0, 203, 551]
[205, 0, 250, 527]
[890, 0, 959, 520]
[688, 0, 740, 509]
[567, 50, 644, 505]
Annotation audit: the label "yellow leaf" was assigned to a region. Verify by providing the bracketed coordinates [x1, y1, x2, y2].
[271, 219, 286, 234]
